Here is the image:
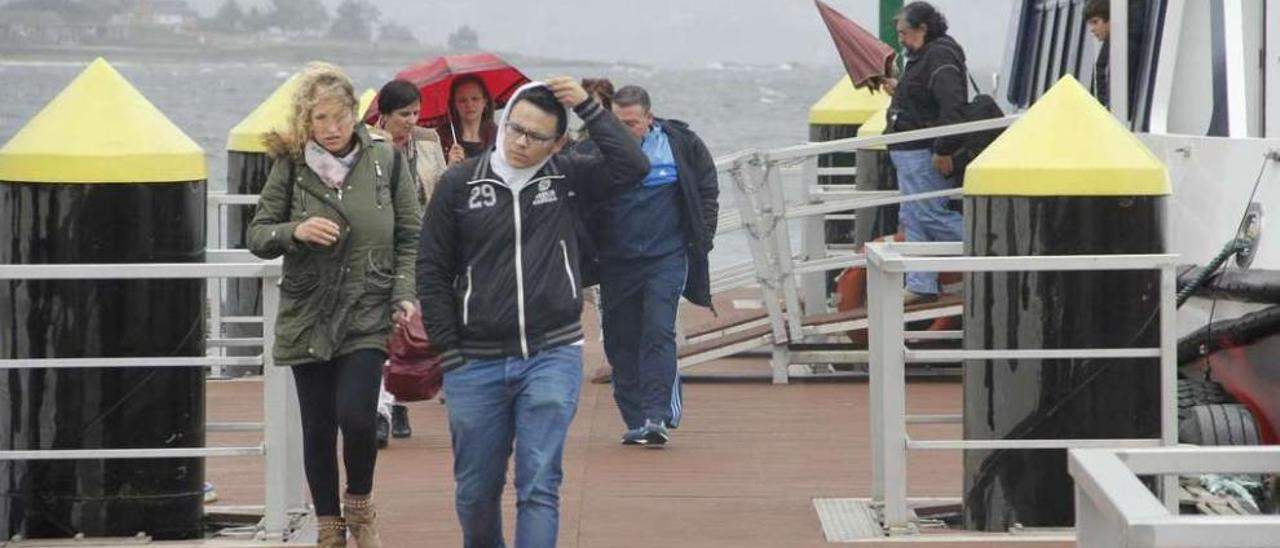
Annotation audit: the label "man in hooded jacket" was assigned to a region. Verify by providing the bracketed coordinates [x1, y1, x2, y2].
[417, 78, 647, 547]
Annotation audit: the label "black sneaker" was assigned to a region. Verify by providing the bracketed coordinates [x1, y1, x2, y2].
[376, 413, 390, 449]
[641, 419, 670, 447]
[621, 425, 648, 446]
[391, 404, 412, 439]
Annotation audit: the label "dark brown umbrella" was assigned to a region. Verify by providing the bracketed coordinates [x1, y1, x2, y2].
[815, 0, 897, 92]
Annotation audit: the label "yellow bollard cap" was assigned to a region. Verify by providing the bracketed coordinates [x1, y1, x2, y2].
[808, 76, 891, 126]
[0, 58, 206, 184]
[358, 88, 377, 122]
[227, 73, 301, 153]
[856, 106, 890, 151]
[964, 75, 1170, 197]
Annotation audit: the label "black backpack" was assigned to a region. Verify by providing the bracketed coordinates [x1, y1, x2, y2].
[953, 73, 1005, 181]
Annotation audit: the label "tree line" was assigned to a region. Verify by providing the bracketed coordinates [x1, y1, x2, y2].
[208, 0, 481, 49]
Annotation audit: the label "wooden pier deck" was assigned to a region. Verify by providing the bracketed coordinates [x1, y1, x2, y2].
[204, 302, 1072, 547]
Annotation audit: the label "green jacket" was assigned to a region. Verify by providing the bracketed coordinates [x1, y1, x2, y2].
[248, 128, 420, 366]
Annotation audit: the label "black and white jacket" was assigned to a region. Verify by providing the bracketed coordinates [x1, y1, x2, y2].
[417, 98, 649, 370]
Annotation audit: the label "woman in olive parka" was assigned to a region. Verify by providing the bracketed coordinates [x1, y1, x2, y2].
[248, 62, 419, 548]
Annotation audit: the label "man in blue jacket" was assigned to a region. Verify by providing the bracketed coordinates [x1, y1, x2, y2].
[599, 85, 719, 446]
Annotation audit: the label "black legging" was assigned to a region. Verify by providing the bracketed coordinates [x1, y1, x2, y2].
[291, 349, 385, 516]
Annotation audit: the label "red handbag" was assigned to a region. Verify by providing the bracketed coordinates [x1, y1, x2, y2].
[385, 307, 443, 402]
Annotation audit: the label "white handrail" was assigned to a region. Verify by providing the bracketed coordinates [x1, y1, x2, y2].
[1071, 447, 1280, 547]
[0, 357, 262, 369]
[0, 261, 280, 280]
[208, 191, 262, 205]
[864, 241, 1181, 532]
[764, 115, 1020, 162]
[0, 260, 303, 541]
[0, 446, 265, 460]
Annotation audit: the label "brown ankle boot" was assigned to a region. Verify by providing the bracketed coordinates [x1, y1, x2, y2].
[316, 515, 347, 548]
[343, 493, 382, 548]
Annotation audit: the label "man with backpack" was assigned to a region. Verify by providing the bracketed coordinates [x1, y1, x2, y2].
[882, 1, 968, 303]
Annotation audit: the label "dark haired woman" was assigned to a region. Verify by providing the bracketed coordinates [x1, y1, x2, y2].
[370, 79, 447, 446]
[881, 1, 968, 304]
[437, 74, 497, 165]
[375, 79, 447, 207]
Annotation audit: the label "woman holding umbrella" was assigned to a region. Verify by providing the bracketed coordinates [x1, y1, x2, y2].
[438, 74, 498, 165]
[365, 54, 529, 166]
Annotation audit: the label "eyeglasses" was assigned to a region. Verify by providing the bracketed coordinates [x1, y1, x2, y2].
[505, 121, 557, 145]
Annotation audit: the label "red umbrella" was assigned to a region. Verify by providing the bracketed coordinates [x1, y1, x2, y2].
[364, 52, 530, 130]
[815, 0, 897, 92]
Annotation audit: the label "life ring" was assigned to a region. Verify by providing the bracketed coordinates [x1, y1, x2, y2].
[836, 232, 961, 343]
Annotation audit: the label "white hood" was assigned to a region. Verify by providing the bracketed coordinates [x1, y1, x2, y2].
[490, 80, 563, 193]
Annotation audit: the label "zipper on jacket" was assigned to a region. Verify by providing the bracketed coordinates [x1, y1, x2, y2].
[463, 266, 473, 326]
[480, 173, 563, 359]
[513, 193, 529, 357]
[559, 240, 577, 299]
[510, 174, 563, 358]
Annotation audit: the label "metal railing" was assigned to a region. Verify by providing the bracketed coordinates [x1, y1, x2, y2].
[206, 192, 266, 378]
[864, 240, 1181, 532]
[1070, 446, 1280, 547]
[764, 116, 1020, 163]
[712, 158, 971, 380]
[706, 117, 1020, 297]
[0, 250, 306, 541]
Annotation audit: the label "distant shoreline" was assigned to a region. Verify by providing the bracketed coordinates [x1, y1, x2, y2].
[0, 41, 617, 69]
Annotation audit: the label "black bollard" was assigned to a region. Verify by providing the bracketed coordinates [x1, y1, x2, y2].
[852, 106, 899, 249]
[222, 74, 300, 367]
[960, 77, 1170, 531]
[0, 58, 207, 541]
[809, 77, 889, 291]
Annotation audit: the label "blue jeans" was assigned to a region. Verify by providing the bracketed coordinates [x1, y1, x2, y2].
[600, 251, 687, 431]
[890, 148, 965, 295]
[443, 344, 583, 548]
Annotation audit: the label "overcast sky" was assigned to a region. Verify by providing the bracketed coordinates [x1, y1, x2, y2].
[184, 0, 1018, 70]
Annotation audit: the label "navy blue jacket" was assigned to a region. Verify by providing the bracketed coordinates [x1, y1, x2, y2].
[578, 118, 719, 308]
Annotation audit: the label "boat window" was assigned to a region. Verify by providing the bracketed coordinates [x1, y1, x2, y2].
[1048, 2, 1071, 91]
[1005, 0, 1160, 126]
[1005, 1, 1044, 106]
[1059, 2, 1081, 79]
[1071, 0, 1091, 77]
[1010, 0, 1088, 106]
[1131, 0, 1167, 131]
[1033, 5, 1057, 101]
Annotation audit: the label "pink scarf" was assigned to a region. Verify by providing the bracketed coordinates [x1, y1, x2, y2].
[305, 140, 361, 190]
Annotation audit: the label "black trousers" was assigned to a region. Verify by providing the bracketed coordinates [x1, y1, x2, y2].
[291, 349, 385, 516]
